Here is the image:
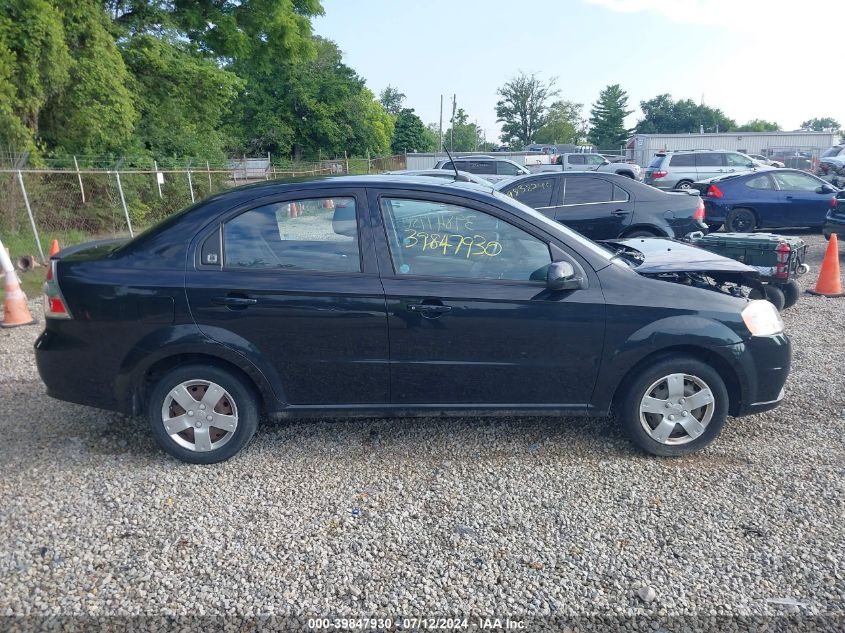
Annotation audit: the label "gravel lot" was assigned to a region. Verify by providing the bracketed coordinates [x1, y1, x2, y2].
[1, 232, 843, 631]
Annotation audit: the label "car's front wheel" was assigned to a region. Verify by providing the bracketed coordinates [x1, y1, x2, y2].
[618, 356, 728, 456]
[148, 364, 259, 464]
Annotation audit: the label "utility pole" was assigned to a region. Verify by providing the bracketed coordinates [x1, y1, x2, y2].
[439, 95, 443, 153]
[450, 94, 456, 152]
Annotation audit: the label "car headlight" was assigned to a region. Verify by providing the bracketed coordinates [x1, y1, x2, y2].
[741, 299, 784, 336]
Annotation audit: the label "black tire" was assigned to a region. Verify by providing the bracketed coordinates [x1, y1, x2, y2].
[675, 180, 693, 190]
[624, 229, 660, 238]
[780, 280, 800, 309]
[148, 364, 259, 464]
[725, 208, 757, 233]
[618, 355, 728, 457]
[618, 171, 635, 179]
[763, 284, 786, 311]
[707, 222, 723, 232]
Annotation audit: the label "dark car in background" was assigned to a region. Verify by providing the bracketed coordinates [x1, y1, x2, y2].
[496, 171, 707, 240]
[822, 190, 845, 240]
[693, 169, 840, 232]
[36, 176, 790, 464]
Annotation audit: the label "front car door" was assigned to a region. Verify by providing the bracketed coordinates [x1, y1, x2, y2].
[695, 152, 725, 181]
[369, 189, 605, 408]
[584, 154, 606, 171]
[725, 152, 755, 174]
[185, 188, 390, 406]
[555, 175, 633, 239]
[740, 173, 783, 226]
[771, 171, 833, 227]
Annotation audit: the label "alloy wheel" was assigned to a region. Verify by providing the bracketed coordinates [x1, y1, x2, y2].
[160, 380, 239, 452]
[638, 373, 715, 445]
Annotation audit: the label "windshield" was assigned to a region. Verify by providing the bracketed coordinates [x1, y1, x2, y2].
[492, 190, 613, 262]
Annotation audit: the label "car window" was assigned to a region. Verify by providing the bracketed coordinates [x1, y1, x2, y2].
[585, 155, 605, 165]
[563, 177, 614, 205]
[223, 197, 360, 272]
[726, 153, 753, 167]
[380, 198, 551, 281]
[772, 172, 822, 191]
[669, 154, 695, 167]
[496, 161, 523, 176]
[502, 178, 556, 208]
[648, 156, 666, 168]
[745, 175, 774, 190]
[613, 184, 630, 201]
[459, 160, 495, 175]
[568, 155, 586, 165]
[696, 153, 724, 167]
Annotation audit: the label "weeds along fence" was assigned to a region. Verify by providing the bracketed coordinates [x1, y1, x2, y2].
[0, 154, 407, 261]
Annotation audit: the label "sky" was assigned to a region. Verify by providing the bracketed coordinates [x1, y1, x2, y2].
[313, 0, 845, 142]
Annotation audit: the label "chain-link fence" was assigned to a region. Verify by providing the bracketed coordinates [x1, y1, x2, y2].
[0, 153, 407, 263]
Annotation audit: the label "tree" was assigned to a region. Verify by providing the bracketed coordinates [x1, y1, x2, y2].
[735, 119, 780, 132]
[443, 108, 482, 152]
[495, 72, 558, 147]
[534, 100, 584, 144]
[636, 94, 736, 134]
[801, 117, 840, 132]
[391, 108, 434, 153]
[379, 85, 405, 115]
[588, 84, 632, 149]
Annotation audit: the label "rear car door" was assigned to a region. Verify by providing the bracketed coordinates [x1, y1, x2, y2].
[771, 171, 832, 227]
[370, 190, 605, 407]
[696, 152, 726, 180]
[555, 175, 633, 238]
[499, 176, 560, 219]
[566, 155, 586, 171]
[185, 188, 390, 406]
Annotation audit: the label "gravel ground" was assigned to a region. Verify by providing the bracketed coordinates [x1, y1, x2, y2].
[1, 232, 843, 631]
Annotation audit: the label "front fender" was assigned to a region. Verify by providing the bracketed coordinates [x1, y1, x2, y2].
[590, 315, 749, 413]
[115, 324, 286, 414]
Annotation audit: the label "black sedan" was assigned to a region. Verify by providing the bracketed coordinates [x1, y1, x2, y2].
[823, 190, 845, 240]
[495, 171, 707, 240]
[36, 176, 790, 463]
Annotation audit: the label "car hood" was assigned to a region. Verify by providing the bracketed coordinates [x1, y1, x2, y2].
[607, 237, 759, 275]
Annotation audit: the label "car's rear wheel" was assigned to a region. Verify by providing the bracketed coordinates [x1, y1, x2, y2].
[725, 207, 757, 232]
[148, 364, 259, 464]
[675, 180, 693, 190]
[618, 356, 728, 457]
[781, 280, 801, 309]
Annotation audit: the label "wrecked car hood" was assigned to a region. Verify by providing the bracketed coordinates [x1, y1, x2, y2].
[607, 237, 759, 275]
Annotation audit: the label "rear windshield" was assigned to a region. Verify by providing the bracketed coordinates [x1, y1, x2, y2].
[648, 156, 665, 168]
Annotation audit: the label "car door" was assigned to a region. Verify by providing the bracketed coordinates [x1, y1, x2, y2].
[771, 171, 833, 227]
[565, 154, 585, 171]
[499, 176, 560, 219]
[369, 189, 605, 407]
[584, 154, 606, 171]
[555, 175, 633, 238]
[185, 188, 390, 406]
[695, 152, 725, 180]
[740, 173, 782, 226]
[725, 152, 755, 174]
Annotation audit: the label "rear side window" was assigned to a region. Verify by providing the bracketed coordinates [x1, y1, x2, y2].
[564, 177, 614, 205]
[696, 153, 724, 167]
[648, 156, 665, 168]
[613, 184, 630, 201]
[745, 175, 773, 190]
[223, 197, 360, 272]
[502, 178, 555, 207]
[461, 160, 496, 175]
[669, 154, 695, 167]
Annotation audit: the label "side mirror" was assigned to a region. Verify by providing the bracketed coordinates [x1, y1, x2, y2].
[818, 184, 836, 194]
[546, 261, 583, 291]
[602, 159, 611, 166]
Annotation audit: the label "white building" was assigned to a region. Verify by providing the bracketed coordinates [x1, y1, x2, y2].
[626, 132, 837, 167]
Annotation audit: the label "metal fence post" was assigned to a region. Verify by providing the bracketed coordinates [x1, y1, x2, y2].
[186, 168, 194, 204]
[73, 156, 86, 203]
[16, 170, 46, 262]
[113, 171, 134, 237]
[206, 160, 212, 192]
[344, 151, 349, 175]
[266, 152, 271, 180]
[367, 150, 370, 174]
[154, 160, 163, 199]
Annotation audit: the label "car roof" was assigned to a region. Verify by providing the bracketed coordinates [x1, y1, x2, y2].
[695, 168, 820, 185]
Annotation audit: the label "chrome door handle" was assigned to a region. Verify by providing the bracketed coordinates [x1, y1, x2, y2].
[212, 295, 258, 307]
[611, 209, 630, 216]
[407, 303, 452, 317]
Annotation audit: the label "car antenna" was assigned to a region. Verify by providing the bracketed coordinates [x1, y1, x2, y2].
[442, 144, 460, 181]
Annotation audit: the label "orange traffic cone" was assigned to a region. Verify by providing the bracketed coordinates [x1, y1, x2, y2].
[807, 234, 844, 297]
[0, 239, 37, 328]
[49, 239, 60, 257]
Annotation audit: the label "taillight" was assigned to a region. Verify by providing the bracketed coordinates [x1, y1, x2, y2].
[774, 242, 791, 280]
[832, 197, 839, 209]
[652, 170, 668, 179]
[706, 184, 724, 198]
[43, 260, 72, 319]
[693, 198, 705, 220]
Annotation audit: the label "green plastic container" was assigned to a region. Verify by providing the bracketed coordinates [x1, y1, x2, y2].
[691, 232, 808, 279]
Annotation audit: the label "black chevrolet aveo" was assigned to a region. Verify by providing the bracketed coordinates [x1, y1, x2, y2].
[35, 176, 791, 463]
